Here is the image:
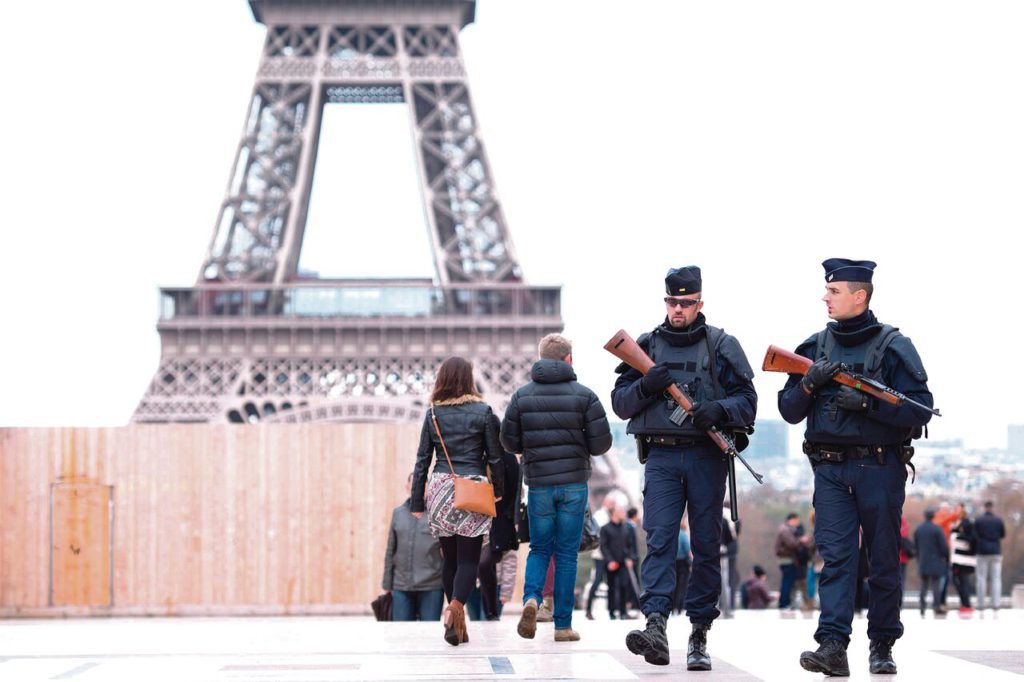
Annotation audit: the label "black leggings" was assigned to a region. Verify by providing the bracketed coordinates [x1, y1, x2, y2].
[478, 545, 503, 620]
[439, 535, 484, 604]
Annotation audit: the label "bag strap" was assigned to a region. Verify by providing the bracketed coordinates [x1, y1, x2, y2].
[430, 406, 457, 475]
[705, 326, 723, 395]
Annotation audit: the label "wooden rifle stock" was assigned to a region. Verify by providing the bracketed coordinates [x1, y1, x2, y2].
[762, 345, 941, 416]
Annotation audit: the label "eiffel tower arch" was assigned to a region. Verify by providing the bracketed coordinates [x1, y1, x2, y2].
[133, 0, 563, 424]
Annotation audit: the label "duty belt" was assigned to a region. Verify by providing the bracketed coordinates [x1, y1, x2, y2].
[644, 435, 706, 447]
[802, 441, 892, 464]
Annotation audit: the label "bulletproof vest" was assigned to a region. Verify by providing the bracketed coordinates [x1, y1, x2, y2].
[805, 324, 910, 445]
[627, 327, 727, 437]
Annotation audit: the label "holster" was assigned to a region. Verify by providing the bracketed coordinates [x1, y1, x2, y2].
[899, 443, 915, 465]
[635, 435, 651, 464]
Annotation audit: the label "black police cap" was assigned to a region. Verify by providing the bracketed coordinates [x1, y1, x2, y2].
[822, 258, 876, 283]
[665, 266, 701, 295]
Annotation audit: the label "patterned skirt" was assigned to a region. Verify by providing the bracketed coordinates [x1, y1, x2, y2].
[426, 472, 493, 538]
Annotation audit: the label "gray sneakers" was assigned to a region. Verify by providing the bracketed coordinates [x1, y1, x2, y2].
[554, 628, 581, 642]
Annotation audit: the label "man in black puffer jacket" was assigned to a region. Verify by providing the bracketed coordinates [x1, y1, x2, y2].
[502, 333, 612, 642]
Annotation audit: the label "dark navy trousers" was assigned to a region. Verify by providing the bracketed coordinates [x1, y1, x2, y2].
[639, 443, 727, 623]
[812, 453, 907, 645]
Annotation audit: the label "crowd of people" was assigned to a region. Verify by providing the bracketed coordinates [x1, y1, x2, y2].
[911, 501, 1007, 614]
[375, 259, 983, 676]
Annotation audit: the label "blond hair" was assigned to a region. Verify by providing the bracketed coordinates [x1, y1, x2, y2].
[538, 333, 572, 360]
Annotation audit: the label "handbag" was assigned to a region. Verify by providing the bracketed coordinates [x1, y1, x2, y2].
[579, 506, 600, 553]
[516, 496, 530, 543]
[370, 591, 392, 621]
[432, 407, 497, 517]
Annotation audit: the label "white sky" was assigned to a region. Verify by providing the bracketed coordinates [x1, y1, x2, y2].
[2, 1, 1023, 450]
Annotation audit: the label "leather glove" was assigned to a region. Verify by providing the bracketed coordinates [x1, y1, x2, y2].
[800, 359, 841, 394]
[836, 386, 870, 412]
[639, 362, 674, 397]
[691, 401, 727, 431]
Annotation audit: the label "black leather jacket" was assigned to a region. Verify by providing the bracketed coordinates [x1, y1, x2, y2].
[411, 395, 506, 513]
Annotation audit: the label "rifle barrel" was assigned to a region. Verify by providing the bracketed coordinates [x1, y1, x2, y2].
[905, 396, 942, 417]
[727, 457, 738, 522]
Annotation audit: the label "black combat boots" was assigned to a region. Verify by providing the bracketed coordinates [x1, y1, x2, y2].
[869, 638, 897, 674]
[799, 639, 850, 677]
[625, 612, 670, 666]
[686, 623, 712, 671]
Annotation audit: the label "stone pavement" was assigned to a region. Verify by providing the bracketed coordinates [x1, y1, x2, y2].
[1, 609, 1021, 681]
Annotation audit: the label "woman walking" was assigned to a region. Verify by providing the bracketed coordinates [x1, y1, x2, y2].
[411, 357, 505, 645]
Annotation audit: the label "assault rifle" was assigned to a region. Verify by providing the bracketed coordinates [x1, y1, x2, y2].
[604, 329, 764, 523]
[761, 345, 941, 417]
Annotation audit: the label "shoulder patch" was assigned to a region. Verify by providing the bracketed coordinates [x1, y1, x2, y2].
[716, 333, 755, 381]
[888, 335, 928, 382]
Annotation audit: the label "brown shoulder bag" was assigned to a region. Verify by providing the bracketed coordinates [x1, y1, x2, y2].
[431, 407, 496, 517]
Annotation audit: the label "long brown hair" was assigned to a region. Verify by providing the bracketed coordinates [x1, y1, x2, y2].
[430, 356, 481, 403]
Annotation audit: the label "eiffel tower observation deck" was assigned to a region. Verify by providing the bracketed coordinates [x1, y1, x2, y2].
[133, 0, 562, 424]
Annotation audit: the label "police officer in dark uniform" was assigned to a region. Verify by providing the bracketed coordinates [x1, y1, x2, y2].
[778, 259, 934, 676]
[612, 266, 757, 671]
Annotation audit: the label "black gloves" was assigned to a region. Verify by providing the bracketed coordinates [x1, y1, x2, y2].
[800, 359, 841, 394]
[692, 401, 727, 431]
[640, 362, 674, 397]
[836, 386, 870, 412]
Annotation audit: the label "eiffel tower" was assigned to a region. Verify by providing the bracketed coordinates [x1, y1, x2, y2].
[133, 0, 562, 424]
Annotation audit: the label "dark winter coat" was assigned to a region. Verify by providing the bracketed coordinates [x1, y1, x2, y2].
[913, 520, 949, 578]
[489, 443, 522, 553]
[974, 511, 1006, 556]
[500, 359, 612, 487]
[600, 520, 631, 565]
[411, 395, 505, 513]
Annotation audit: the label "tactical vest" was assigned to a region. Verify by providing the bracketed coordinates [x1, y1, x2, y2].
[627, 327, 728, 438]
[805, 324, 910, 446]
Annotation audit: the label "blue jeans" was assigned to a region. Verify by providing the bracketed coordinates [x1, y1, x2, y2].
[778, 564, 798, 608]
[522, 482, 588, 629]
[391, 589, 444, 622]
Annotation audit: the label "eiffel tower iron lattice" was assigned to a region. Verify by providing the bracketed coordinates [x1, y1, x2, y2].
[133, 0, 563, 424]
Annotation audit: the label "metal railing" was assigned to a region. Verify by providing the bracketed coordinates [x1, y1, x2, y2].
[159, 282, 561, 320]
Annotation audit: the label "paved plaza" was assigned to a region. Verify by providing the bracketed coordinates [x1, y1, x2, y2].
[1, 609, 1022, 681]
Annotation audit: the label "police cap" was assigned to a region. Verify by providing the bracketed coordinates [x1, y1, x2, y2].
[822, 258, 876, 283]
[665, 265, 701, 295]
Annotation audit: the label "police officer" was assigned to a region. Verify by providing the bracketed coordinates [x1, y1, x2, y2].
[612, 266, 756, 671]
[778, 259, 934, 676]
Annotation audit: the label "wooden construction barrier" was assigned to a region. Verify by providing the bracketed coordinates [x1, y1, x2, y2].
[0, 424, 422, 616]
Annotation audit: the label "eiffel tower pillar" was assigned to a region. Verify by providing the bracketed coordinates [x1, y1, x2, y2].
[133, 0, 562, 423]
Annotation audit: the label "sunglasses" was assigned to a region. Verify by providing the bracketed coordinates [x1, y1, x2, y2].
[664, 297, 701, 309]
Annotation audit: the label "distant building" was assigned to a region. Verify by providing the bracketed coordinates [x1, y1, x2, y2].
[1009, 424, 1024, 458]
[745, 419, 789, 461]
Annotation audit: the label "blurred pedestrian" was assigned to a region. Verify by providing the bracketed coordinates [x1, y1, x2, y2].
[742, 565, 771, 609]
[601, 505, 634, 620]
[913, 507, 948, 615]
[974, 500, 1006, 610]
[586, 494, 617, 620]
[383, 473, 444, 621]
[478, 429, 521, 621]
[949, 503, 976, 613]
[673, 518, 691, 615]
[774, 513, 808, 609]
